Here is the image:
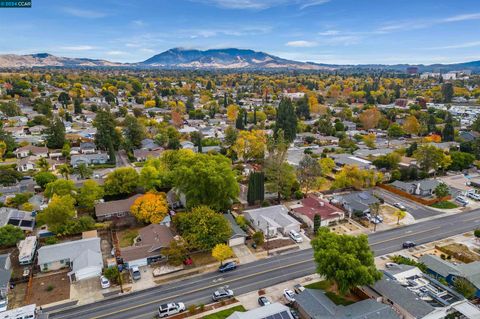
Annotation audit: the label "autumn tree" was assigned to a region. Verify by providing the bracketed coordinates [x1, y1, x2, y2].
[212, 243, 234, 265]
[312, 227, 382, 294]
[226, 104, 239, 122]
[359, 108, 381, 130]
[130, 192, 169, 224]
[363, 133, 376, 149]
[232, 130, 266, 162]
[174, 206, 231, 250]
[332, 165, 383, 189]
[393, 210, 406, 225]
[403, 115, 421, 135]
[297, 154, 322, 194]
[319, 157, 335, 176]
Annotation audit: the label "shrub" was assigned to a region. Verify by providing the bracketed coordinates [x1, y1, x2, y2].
[252, 231, 264, 246]
[46, 285, 54, 292]
[44, 237, 58, 245]
[103, 266, 120, 284]
[188, 304, 197, 315]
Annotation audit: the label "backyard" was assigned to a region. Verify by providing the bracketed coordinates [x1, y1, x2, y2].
[304, 280, 361, 306]
[25, 272, 71, 306]
[118, 228, 139, 247]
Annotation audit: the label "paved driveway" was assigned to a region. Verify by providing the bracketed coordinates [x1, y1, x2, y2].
[232, 245, 258, 264]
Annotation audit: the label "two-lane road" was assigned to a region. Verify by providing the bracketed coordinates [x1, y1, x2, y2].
[48, 208, 480, 319]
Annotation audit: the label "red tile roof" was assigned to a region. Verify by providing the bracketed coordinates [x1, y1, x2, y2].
[292, 195, 343, 221]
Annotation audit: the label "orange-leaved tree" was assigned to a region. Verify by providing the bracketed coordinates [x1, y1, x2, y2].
[130, 192, 168, 224]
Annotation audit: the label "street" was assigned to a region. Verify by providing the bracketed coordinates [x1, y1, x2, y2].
[47, 208, 480, 319]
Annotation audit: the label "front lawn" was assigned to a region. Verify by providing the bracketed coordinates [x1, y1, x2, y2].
[305, 280, 332, 290]
[203, 305, 246, 319]
[304, 280, 358, 306]
[430, 201, 459, 209]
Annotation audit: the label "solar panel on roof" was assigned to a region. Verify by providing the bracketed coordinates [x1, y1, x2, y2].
[280, 311, 291, 319]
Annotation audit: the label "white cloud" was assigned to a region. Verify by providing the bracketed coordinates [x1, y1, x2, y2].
[300, 0, 330, 10]
[62, 7, 107, 18]
[106, 51, 127, 56]
[286, 40, 317, 47]
[423, 41, 480, 50]
[318, 30, 340, 36]
[59, 45, 95, 51]
[191, 0, 330, 10]
[131, 20, 146, 27]
[443, 13, 480, 22]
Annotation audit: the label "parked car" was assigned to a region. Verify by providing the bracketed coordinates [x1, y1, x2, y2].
[289, 230, 303, 243]
[293, 284, 305, 294]
[130, 266, 141, 281]
[393, 202, 406, 210]
[100, 275, 110, 289]
[455, 196, 469, 206]
[402, 241, 416, 249]
[283, 289, 295, 303]
[212, 287, 234, 301]
[467, 191, 480, 201]
[218, 261, 237, 273]
[375, 215, 383, 222]
[290, 309, 301, 319]
[258, 296, 271, 306]
[158, 302, 185, 317]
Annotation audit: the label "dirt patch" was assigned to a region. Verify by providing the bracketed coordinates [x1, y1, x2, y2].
[263, 238, 293, 250]
[437, 243, 480, 263]
[26, 272, 71, 306]
[7, 282, 28, 308]
[331, 220, 362, 235]
[190, 252, 218, 266]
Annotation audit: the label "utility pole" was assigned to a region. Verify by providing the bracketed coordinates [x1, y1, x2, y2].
[266, 223, 270, 256]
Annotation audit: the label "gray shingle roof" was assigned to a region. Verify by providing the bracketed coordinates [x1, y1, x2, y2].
[37, 237, 101, 266]
[224, 213, 247, 238]
[419, 254, 461, 278]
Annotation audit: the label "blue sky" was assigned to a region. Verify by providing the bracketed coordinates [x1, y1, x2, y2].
[0, 0, 479, 64]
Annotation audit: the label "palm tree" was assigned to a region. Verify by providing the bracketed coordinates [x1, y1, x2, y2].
[393, 210, 407, 225]
[36, 158, 50, 172]
[58, 164, 72, 180]
[75, 163, 93, 179]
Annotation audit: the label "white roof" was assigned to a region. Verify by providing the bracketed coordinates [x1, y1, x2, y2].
[37, 237, 102, 267]
[18, 236, 37, 262]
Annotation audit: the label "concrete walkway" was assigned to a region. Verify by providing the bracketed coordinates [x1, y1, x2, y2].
[233, 245, 258, 264]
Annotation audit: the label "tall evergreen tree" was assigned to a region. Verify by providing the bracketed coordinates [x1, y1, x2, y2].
[73, 98, 82, 114]
[45, 117, 66, 149]
[442, 113, 455, 141]
[442, 82, 454, 103]
[123, 115, 145, 150]
[247, 172, 265, 205]
[274, 98, 297, 143]
[94, 109, 121, 152]
[296, 95, 310, 120]
[236, 109, 245, 130]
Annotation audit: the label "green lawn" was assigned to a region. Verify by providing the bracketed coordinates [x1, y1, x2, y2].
[203, 305, 246, 319]
[119, 229, 139, 247]
[305, 280, 332, 290]
[304, 280, 354, 306]
[430, 201, 459, 209]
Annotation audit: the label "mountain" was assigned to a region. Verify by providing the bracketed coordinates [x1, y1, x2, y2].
[0, 49, 479, 72]
[140, 48, 330, 70]
[0, 53, 123, 68]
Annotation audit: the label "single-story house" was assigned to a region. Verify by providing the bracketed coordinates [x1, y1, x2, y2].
[227, 302, 293, 319]
[295, 288, 399, 319]
[419, 254, 480, 298]
[37, 237, 103, 282]
[331, 191, 380, 217]
[243, 205, 301, 238]
[13, 145, 48, 158]
[330, 153, 373, 170]
[0, 207, 35, 231]
[94, 194, 142, 222]
[120, 224, 174, 268]
[133, 149, 163, 162]
[289, 195, 345, 228]
[459, 131, 480, 142]
[70, 153, 109, 167]
[79, 142, 96, 154]
[0, 254, 11, 312]
[224, 213, 247, 247]
[390, 179, 443, 197]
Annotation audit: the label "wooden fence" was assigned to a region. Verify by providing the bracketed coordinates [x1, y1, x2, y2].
[378, 184, 451, 206]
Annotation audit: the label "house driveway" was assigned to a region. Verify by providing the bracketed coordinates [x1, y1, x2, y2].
[70, 277, 116, 305]
[232, 245, 258, 264]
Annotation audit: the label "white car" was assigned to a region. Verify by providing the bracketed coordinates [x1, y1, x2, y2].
[283, 289, 296, 303]
[158, 302, 185, 317]
[100, 275, 110, 289]
[393, 202, 406, 210]
[455, 196, 469, 206]
[467, 191, 480, 201]
[289, 230, 303, 243]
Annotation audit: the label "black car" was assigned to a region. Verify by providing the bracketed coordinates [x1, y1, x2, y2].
[258, 296, 271, 306]
[402, 241, 416, 249]
[218, 262, 237, 273]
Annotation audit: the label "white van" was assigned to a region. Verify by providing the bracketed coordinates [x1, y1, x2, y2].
[455, 196, 469, 206]
[289, 230, 303, 243]
[466, 190, 480, 201]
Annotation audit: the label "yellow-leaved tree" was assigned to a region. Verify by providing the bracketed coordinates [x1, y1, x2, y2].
[226, 104, 239, 122]
[232, 130, 266, 163]
[211, 243, 234, 265]
[130, 192, 168, 224]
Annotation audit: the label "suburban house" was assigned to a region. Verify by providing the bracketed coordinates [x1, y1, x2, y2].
[13, 145, 48, 158]
[330, 153, 373, 170]
[295, 288, 399, 319]
[331, 191, 380, 217]
[120, 224, 174, 268]
[37, 237, 103, 282]
[419, 254, 480, 298]
[367, 264, 480, 319]
[227, 302, 294, 319]
[390, 179, 444, 197]
[289, 195, 345, 228]
[17, 156, 36, 172]
[79, 142, 96, 154]
[94, 194, 141, 223]
[133, 148, 163, 162]
[224, 213, 247, 247]
[243, 205, 301, 238]
[70, 153, 109, 167]
[0, 254, 12, 312]
[0, 207, 35, 231]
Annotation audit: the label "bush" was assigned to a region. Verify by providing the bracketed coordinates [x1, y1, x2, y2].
[252, 231, 264, 246]
[103, 266, 120, 284]
[454, 278, 476, 299]
[44, 237, 58, 245]
[474, 229, 480, 239]
[46, 285, 54, 292]
[294, 190, 304, 199]
[0, 225, 25, 247]
[235, 215, 247, 229]
[188, 304, 197, 315]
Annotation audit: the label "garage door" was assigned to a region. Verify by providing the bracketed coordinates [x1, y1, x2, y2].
[229, 237, 245, 247]
[75, 266, 102, 281]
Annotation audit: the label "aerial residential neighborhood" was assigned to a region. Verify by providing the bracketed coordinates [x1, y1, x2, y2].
[0, 1, 480, 319]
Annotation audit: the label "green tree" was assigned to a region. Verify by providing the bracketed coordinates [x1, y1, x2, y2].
[454, 278, 476, 299]
[58, 164, 72, 180]
[34, 171, 57, 189]
[74, 163, 93, 179]
[442, 82, 454, 103]
[61, 143, 71, 158]
[94, 109, 121, 160]
[312, 228, 382, 294]
[36, 157, 50, 172]
[449, 151, 475, 171]
[174, 153, 239, 211]
[0, 124, 16, 155]
[274, 98, 297, 143]
[38, 194, 76, 233]
[0, 225, 25, 248]
[58, 92, 70, 107]
[45, 117, 66, 149]
[174, 206, 231, 250]
[164, 238, 189, 266]
[442, 113, 455, 142]
[104, 167, 139, 196]
[433, 183, 450, 198]
[44, 179, 76, 198]
[295, 95, 310, 120]
[122, 115, 146, 150]
[252, 231, 264, 246]
[73, 97, 82, 114]
[103, 267, 120, 284]
[247, 172, 265, 205]
[313, 214, 322, 235]
[413, 144, 451, 174]
[77, 180, 104, 209]
[387, 123, 405, 138]
[297, 155, 322, 194]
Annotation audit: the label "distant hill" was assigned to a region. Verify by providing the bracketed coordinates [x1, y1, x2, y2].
[0, 53, 123, 68]
[0, 48, 479, 72]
